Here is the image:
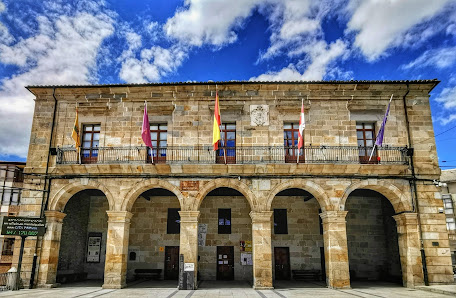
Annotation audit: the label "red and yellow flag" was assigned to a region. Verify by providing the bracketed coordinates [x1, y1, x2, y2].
[72, 108, 81, 148]
[212, 91, 221, 150]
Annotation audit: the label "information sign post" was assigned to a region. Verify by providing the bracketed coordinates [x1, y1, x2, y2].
[1, 217, 46, 290]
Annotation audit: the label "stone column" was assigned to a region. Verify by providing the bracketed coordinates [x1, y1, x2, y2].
[250, 211, 273, 289]
[179, 211, 200, 289]
[320, 211, 350, 289]
[37, 210, 66, 288]
[393, 213, 424, 287]
[103, 211, 132, 289]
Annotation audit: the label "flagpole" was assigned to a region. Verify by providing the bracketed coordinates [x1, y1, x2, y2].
[297, 98, 303, 164]
[216, 84, 227, 165]
[369, 94, 393, 161]
[145, 100, 154, 164]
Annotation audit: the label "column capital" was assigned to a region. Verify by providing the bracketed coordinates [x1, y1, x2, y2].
[106, 211, 133, 223]
[250, 211, 273, 223]
[178, 211, 200, 223]
[44, 210, 66, 222]
[393, 212, 418, 224]
[319, 210, 348, 222]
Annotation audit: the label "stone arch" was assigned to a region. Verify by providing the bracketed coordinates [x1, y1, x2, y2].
[49, 180, 115, 211]
[266, 179, 329, 211]
[340, 179, 412, 213]
[194, 178, 257, 211]
[122, 178, 184, 211]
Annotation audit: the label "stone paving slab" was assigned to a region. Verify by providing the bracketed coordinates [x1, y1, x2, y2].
[0, 281, 453, 298]
[416, 284, 456, 296]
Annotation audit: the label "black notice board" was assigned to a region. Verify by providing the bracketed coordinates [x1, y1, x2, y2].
[1, 217, 46, 237]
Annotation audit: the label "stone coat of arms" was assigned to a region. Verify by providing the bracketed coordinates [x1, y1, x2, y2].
[250, 105, 269, 126]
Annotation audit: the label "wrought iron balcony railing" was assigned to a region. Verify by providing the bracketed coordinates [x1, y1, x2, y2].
[56, 146, 409, 165]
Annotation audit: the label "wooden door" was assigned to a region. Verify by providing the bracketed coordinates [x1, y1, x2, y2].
[216, 246, 234, 280]
[164, 246, 179, 280]
[274, 247, 291, 280]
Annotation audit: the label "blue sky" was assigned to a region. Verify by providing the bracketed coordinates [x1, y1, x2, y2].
[0, 0, 455, 168]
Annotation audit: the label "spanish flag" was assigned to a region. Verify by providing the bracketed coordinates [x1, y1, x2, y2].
[72, 108, 81, 148]
[212, 91, 221, 151]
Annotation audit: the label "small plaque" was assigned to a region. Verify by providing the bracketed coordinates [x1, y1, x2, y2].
[159, 246, 164, 252]
[184, 263, 194, 271]
[180, 181, 199, 191]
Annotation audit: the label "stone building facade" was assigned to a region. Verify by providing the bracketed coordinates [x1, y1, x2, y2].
[14, 80, 453, 290]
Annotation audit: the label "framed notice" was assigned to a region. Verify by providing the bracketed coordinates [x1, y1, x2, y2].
[87, 232, 102, 263]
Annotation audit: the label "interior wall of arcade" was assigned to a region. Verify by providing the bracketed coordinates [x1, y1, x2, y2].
[271, 196, 323, 273]
[127, 196, 180, 280]
[199, 195, 252, 281]
[58, 193, 108, 280]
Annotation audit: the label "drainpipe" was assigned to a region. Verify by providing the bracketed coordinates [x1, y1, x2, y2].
[31, 88, 58, 288]
[402, 83, 429, 286]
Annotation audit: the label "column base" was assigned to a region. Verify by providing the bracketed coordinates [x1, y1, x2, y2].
[254, 286, 274, 290]
[102, 283, 127, 289]
[38, 283, 60, 288]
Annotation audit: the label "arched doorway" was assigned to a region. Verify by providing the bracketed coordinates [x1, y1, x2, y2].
[57, 189, 109, 285]
[198, 187, 252, 284]
[271, 188, 325, 285]
[346, 189, 402, 283]
[127, 188, 181, 284]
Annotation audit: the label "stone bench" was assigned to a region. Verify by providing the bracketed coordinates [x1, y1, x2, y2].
[134, 269, 162, 280]
[56, 272, 88, 284]
[292, 270, 321, 281]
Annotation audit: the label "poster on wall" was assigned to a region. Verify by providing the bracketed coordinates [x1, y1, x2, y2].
[198, 224, 207, 247]
[241, 253, 253, 265]
[87, 232, 102, 263]
[245, 241, 252, 252]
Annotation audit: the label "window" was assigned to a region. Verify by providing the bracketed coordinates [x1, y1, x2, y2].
[1, 238, 14, 256]
[284, 123, 304, 163]
[216, 124, 236, 164]
[274, 209, 288, 234]
[81, 124, 100, 164]
[218, 209, 231, 234]
[356, 123, 377, 164]
[167, 208, 181, 234]
[443, 198, 455, 231]
[148, 124, 167, 164]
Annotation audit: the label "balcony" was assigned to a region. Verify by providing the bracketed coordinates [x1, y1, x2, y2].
[56, 146, 409, 165]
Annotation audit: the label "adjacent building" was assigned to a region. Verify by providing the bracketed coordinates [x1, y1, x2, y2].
[0, 161, 25, 273]
[440, 169, 456, 272]
[13, 80, 454, 290]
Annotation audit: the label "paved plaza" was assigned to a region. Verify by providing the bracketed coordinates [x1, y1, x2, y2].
[0, 281, 455, 298]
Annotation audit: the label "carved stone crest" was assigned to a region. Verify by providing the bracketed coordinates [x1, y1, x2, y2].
[250, 105, 269, 126]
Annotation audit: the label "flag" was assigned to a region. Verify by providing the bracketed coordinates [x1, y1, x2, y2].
[375, 94, 393, 147]
[71, 108, 80, 148]
[142, 102, 153, 148]
[297, 99, 305, 150]
[212, 91, 221, 150]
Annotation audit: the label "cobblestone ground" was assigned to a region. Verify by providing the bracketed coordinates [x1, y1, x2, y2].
[0, 281, 453, 298]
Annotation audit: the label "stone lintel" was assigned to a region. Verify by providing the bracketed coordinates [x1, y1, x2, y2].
[106, 211, 133, 223]
[319, 210, 348, 222]
[250, 211, 273, 223]
[178, 211, 200, 222]
[44, 210, 66, 222]
[393, 212, 418, 224]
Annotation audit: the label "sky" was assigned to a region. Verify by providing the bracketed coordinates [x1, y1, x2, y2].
[0, 0, 455, 169]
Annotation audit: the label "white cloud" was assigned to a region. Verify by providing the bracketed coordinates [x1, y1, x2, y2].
[164, 0, 263, 47]
[0, 2, 115, 158]
[346, 0, 452, 61]
[436, 85, 456, 110]
[251, 39, 348, 81]
[119, 45, 187, 83]
[401, 46, 456, 70]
